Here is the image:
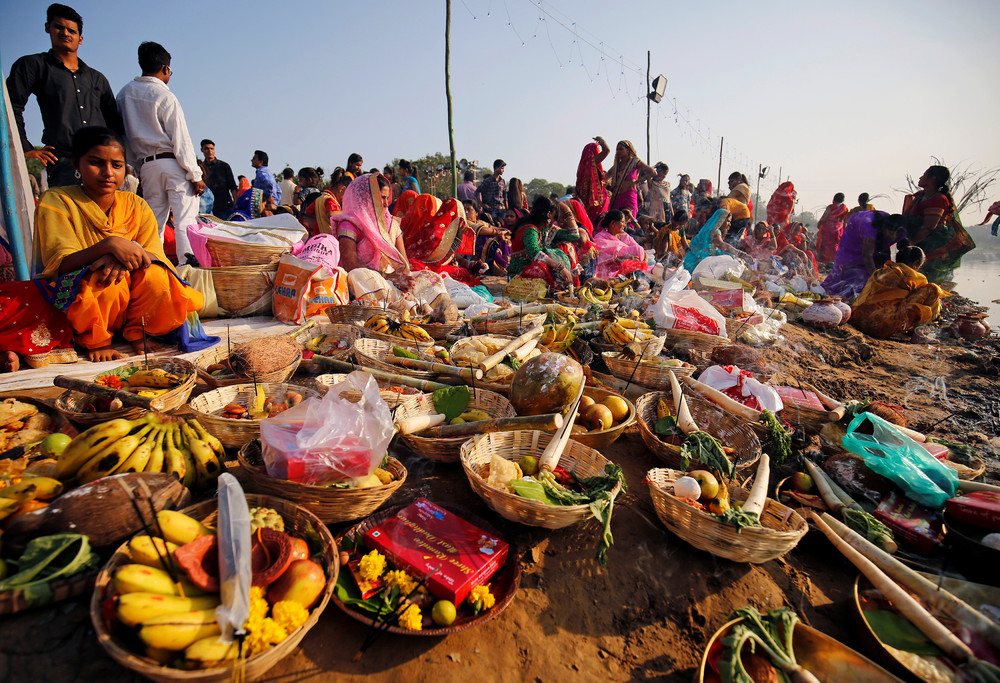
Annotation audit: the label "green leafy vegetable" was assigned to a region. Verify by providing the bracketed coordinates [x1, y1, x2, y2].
[432, 384, 471, 420]
[680, 431, 734, 479]
[654, 415, 682, 437]
[0, 534, 99, 607]
[843, 507, 896, 552]
[508, 478, 560, 504]
[761, 409, 792, 463]
[538, 471, 590, 505]
[863, 610, 943, 656]
[715, 506, 761, 533]
[719, 606, 807, 683]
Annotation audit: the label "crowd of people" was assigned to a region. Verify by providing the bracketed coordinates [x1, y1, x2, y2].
[0, 4, 991, 373]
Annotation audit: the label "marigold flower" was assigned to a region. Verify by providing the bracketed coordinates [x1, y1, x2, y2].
[398, 603, 422, 631]
[358, 550, 386, 581]
[468, 584, 495, 610]
[384, 569, 417, 595]
[271, 600, 309, 632]
[245, 616, 289, 656]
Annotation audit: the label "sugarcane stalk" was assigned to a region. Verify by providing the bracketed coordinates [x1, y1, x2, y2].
[538, 384, 585, 473]
[384, 355, 483, 381]
[468, 304, 560, 323]
[420, 413, 563, 438]
[311, 357, 452, 392]
[478, 325, 543, 373]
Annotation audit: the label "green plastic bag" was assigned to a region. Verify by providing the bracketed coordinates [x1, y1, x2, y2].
[841, 412, 957, 509]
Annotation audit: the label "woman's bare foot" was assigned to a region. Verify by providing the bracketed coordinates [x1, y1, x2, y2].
[130, 338, 172, 356]
[87, 346, 126, 362]
[1, 351, 19, 373]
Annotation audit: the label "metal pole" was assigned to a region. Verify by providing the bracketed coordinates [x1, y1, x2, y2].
[717, 137, 723, 196]
[445, 0, 457, 197]
[754, 164, 761, 224]
[646, 51, 651, 165]
[0, 53, 30, 281]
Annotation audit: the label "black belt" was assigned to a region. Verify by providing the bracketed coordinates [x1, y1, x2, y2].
[142, 152, 176, 163]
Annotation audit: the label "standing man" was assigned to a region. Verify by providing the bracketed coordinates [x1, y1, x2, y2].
[7, 3, 124, 187]
[278, 168, 297, 208]
[200, 139, 237, 218]
[456, 170, 477, 201]
[476, 159, 507, 221]
[251, 150, 281, 206]
[116, 41, 205, 264]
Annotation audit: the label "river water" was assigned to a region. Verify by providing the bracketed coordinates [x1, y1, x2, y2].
[952, 247, 1000, 330]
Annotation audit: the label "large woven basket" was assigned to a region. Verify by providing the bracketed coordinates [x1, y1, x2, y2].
[292, 323, 361, 373]
[460, 430, 620, 529]
[193, 344, 301, 388]
[206, 238, 288, 267]
[472, 312, 546, 336]
[646, 468, 807, 563]
[358, 326, 440, 354]
[657, 327, 730, 354]
[602, 351, 695, 389]
[353, 338, 438, 380]
[325, 304, 398, 327]
[188, 383, 321, 448]
[569, 386, 637, 450]
[91, 494, 338, 683]
[396, 389, 515, 463]
[206, 265, 276, 317]
[313, 373, 423, 407]
[238, 440, 406, 523]
[635, 391, 761, 472]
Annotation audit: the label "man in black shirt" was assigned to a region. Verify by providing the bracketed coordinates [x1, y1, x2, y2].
[200, 139, 238, 218]
[6, 4, 123, 187]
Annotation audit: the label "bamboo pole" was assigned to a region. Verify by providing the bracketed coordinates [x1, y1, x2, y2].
[311, 357, 452, 392]
[53, 375, 166, 411]
[468, 304, 560, 323]
[384, 355, 483, 381]
[420, 413, 563, 438]
[445, 0, 457, 197]
[478, 325, 543, 373]
[538, 384, 585, 473]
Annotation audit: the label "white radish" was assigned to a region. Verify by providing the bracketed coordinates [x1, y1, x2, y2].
[681, 375, 762, 422]
[395, 413, 446, 435]
[742, 452, 770, 517]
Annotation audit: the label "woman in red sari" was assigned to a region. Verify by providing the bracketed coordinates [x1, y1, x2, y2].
[399, 193, 481, 284]
[815, 192, 850, 266]
[766, 181, 796, 229]
[777, 222, 819, 277]
[575, 137, 611, 228]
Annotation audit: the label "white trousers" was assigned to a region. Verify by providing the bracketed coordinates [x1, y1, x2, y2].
[139, 158, 198, 262]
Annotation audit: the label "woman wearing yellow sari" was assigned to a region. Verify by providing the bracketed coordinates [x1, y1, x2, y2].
[851, 246, 949, 339]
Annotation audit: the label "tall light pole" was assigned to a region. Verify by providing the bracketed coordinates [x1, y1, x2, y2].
[754, 164, 769, 224]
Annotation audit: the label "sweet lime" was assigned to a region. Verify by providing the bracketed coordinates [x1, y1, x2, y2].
[431, 600, 456, 626]
[518, 455, 539, 476]
[42, 433, 72, 457]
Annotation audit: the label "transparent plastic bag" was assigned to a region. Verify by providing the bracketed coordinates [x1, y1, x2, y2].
[214, 473, 251, 641]
[841, 412, 958, 508]
[260, 371, 394, 484]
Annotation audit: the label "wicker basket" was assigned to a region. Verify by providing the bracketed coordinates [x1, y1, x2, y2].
[472, 313, 546, 336]
[396, 389, 515, 463]
[0, 566, 98, 615]
[54, 391, 147, 427]
[780, 401, 840, 433]
[569, 386, 637, 450]
[207, 265, 276, 317]
[359, 326, 440, 354]
[325, 304, 398, 327]
[657, 327, 731, 354]
[206, 238, 288, 267]
[238, 440, 406, 523]
[292, 323, 361, 373]
[602, 351, 696, 389]
[193, 344, 301, 388]
[313, 373, 423, 407]
[188, 383, 322, 448]
[646, 468, 807, 563]
[91, 494, 338, 683]
[635, 391, 761, 472]
[460, 430, 621, 529]
[353, 338, 439, 380]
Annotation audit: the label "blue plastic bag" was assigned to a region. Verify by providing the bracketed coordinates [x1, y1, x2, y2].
[841, 412, 957, 509]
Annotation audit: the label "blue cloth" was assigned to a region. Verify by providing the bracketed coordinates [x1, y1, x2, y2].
[470, 285, 493, 303]
[252, 166, 281, 203]
[682, 209, 729, 272]
[153, 312, 220, 353]
[402, 176, 421, 194]
[228, 188, 263, 221]
[199, 186, 214, 215]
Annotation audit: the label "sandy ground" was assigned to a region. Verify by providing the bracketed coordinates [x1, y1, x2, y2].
[1, 304, 997, 683]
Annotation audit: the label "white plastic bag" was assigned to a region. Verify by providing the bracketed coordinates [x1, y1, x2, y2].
[654, 273, 727, 336]
[214, 473, 251, 641]
[442, 274, 486, 309]
[698, 365, 784, 412]
[738, 307, 787, 346]
[260, 371, 394, 484]
[691, 255, 745, 283]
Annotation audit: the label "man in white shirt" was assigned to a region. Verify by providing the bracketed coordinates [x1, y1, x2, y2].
[116, 41, 205, 264]
[278, 168, 297, 208]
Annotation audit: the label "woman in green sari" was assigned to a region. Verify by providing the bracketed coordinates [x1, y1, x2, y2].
[903, 165, 975, 284]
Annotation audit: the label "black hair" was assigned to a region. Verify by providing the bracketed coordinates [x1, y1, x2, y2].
[493, 159, 505, 170]
[237, 175, 246, 181]
[896, 245, 925, 268]
[566, 185, 575, 194]
[672, 209, 688, 223]
[138, 41, 171, 75]
[858, 192, 870, 205]
[463, 170, 475, 182]
[70, 125, 124, 160]
[375, 174, 390, 191]
[298, 167, 319, 182]
[517, 195, 556, 228]
[347, 153, 363, 166]
[330, 167, 344, 184]
[254, 150, 268, 166]
[333, 174, 352, 189]
[281, 167, 294, 180]
[398, 159, 413, 174]
[655, 163, 669, 173]
[315, 166, 324, 177]
[728, 171, 742, 182]
[924, 165, 956, 211]
[46, 3, 82, 33]
[200, 139, 214, 148]
[833, 192, 845, 203]
[599, 209, 625, 229]
[462, 198, 481, 213]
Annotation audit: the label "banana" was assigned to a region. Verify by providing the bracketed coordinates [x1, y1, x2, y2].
[139, 610, 221, 651]
[116, 434, 155, 474]
[144, 647, 177, 666]
[184, 635, 239, 669]
[163, 426, 195, 488]
[128, 535, 179, 571]
[0, 497, 22, 521]
[182, 424, 222, 489]
[458, 409, 492, 422]
[187, 420, 225, 460]
[116, 592, 221, 628]
[145, 429, 166, 474]
[128, 368, 184, 388]
[616, 317, 647, 330]
[76, 425, 154, 484]
[0, 476, 64, 503]
[114, 564, 182, 596]
[156, 510, 213, 546]
[540, 325, 556, 346]
[55, 418, 135, 479]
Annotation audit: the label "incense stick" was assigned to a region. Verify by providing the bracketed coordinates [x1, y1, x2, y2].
[353, 563, 443, 661]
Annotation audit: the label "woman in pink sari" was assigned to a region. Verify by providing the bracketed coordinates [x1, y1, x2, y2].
[605, 140, 655, 218]
[332, 173, 410, 275]
[594, 210, 650, 279]
[575, 137, 611, 228]
[815, 192, 850, 266]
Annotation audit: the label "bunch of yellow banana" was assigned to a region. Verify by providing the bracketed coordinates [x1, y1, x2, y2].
[610, 277, 636, 297]
[0, 474, 64, 522]
[127, 368, 186, 388]
[363, 315, 435, 343]
[600, 316, 656, 346]
[54, 414, 224, 489]
[539, 323, 576, 352]
[578, 286, 612, 305]
[363, 314, 395, 334]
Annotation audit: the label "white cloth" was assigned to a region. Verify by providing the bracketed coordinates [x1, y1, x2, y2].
[139, 158, 198, 260]
[279, 179, 297, 207]
[697, 365, 784, 412]
[116, 76, 201, 182]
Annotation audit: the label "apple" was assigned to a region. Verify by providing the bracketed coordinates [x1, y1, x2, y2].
[289, 537, 310, 562]
[601, 396, 630, 423]
[790, 472, 814, 493]
[580, 395, 596, 408]
[580, 403, 613, 431]
[688, 470, 720, 501]
[266, 559, 326, 609]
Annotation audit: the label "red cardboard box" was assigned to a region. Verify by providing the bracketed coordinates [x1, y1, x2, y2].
[364, 499, 508, 605]
[874, 491, 944, 554]
[945, 491, 1000, 533]
[772, 386, 825, 411]
[698, 289, 745, 313]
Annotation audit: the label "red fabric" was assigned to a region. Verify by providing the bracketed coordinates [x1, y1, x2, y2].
[816, 203, 850, 263]
[402, 196, 479, 283]
[520, 260, 558, 289]
[163, 223, 176, 260]
[777, 225, 819, 277]
[0, 281, 74, 355]
[393, 190, 418, 220]
[568, 198, 594, 237]
[576, 143, 609, 227]
[766, 182, 796, 227]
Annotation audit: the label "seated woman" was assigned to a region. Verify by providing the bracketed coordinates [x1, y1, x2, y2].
[776, 222, 818, 278]
[508, 196, 574, 291]
[822, 211, 905, 300]
[851, 246, 950, 339]
[653, 209, 690, 266]
[465, 199, 511, 276]
[741, 221, 777, 262]
[307, 173, 351, 236]
[5, 126, 205, 364]
[397, 192, 481, 284]
[593, 209, 650, 279]
[903, 164, 975, 285]
[720, 182, 753, 248]
[682, 209, 744, 273]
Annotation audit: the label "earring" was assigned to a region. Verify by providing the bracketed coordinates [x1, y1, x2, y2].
[74, 170, 81, 179]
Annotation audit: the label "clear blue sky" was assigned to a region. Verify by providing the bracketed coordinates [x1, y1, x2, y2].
[3, 0, 999, 220]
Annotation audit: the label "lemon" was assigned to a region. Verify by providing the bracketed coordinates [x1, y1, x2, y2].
[518, 455, 539, 476]
[431, 600, 456, 626]
[41, 433, 72, 457]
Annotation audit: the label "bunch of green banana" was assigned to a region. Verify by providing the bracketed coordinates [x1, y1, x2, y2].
[363, 314, 395, 335]
[55, 413, 225, 489]
[539, 323, 576, 352]
[601, 316, 656, 346]
[578, 286, 612, 305]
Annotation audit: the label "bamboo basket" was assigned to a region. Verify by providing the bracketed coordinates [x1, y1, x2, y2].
[646, 468, 807, 563]
[472, 313, 546, 336]
[238, 440, 406, 523]
[396, 389, 516, 463]
[779, 399, 841, 432]
[353, 338, 439, 380]
[193, 344, 301, 388]
[359, 326, 439, 354]
[0, 566, 98, 615]
[602, 351, 695, 388]
[91, 494, 338, 683]
[292, 323, 361, 373]
[460, 430, 620, 529]
[206, 237, 288, 267]
[568, 386, 637, 450]
[313, 373, 424, 407]
[635, 391, 761, 472]
[54, 390, 147, 426]
[207, 265, 276, 316]
[324, 304, 398, 327]
[188, 383, 322, 448]
[657, 327, 730, 354]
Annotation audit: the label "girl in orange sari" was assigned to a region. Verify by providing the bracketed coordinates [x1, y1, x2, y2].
[815, 192, 850, 266]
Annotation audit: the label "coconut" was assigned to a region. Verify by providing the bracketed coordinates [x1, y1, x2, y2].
[228, 336, 302, 378]
[509, 353, 584, 416]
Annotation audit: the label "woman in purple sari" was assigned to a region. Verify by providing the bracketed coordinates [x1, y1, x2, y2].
[822, 211, 906, 300]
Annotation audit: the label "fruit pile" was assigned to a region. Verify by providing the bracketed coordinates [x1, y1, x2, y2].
[670, 470, 731, 515]
[55, 414, 224, 488]
[106, 507, 326, 669]
[363, 315, 434, 343]
[575, 394, 631, 434]
[539, 324, 576, 353]
[0, 398, 60, 452]
[220, 388, 304, 420]
[599, 314, 657, 347]
[303, 334, 351, 357]
[95, 368, 188, 403]
[0, 466, 64, 523]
